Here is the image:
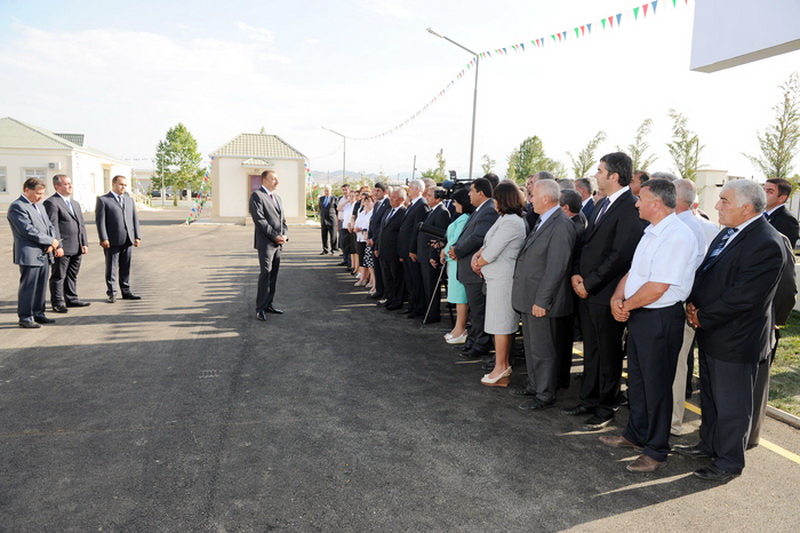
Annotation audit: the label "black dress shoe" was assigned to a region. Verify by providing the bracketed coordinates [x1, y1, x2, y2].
[583, 413, 614, 431]
[385, 304, 403, 311]
[256, 310, 267, 321]
[266, 306, 283, 314]
[66, 300, 91, 307]
[107, 295, 116, 303]
[405, 312, 420, 319]
[421, 317, 440, 325]
[458, 349, 487, 361]
[672, 444, 710, 459]
[52, 305, 68, 314]
[481, 362, 495, 371]
[337, 261, 347, 266]
[509, 388, 536, 398]
[561, 404, 596, 416]
[34, 315, 55, 324]
[694, 465, 739, 483]
[320, 251, 329, 255]
[367, 293, 383, 300]
[121, 293, 142, 300]
[519, 397, 555, 411]
[19, 320, 41, 329]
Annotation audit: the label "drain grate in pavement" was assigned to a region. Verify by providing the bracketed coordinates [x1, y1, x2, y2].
[198, 369, 222, 379]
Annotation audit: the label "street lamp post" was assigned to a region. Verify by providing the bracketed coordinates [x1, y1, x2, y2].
[427, 27, 480, 180]
[322, 127, 347, 183]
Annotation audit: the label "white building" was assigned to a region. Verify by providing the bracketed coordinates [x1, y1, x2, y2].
[210, 133, 307, 224]
[0, 117, 131, 211]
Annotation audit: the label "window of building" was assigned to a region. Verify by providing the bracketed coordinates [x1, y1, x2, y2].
[24, 168, 47, 180]
[0, 167, 6, 192]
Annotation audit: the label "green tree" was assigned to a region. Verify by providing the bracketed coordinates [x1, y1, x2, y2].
[667, 109, 704, 180]
[421, 148, 447, 182]
[625, 118, 658, 172]
[481, 154, 496, 175]
[155, 123, 205, 206]
[506, 136, 565, 184]
[568, 131, 606, 178]
[745, 72, 800, 180]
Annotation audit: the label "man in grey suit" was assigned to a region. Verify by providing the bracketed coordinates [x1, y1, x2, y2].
[44, 174, 90, 313]
[7, 177, 61, 328]
[511, 180, 577, 409]
[250, 169, 288, 321]
[95, 175, 141, 303]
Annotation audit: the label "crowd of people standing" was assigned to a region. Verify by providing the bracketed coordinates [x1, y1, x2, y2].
[319, 152, 797, 482]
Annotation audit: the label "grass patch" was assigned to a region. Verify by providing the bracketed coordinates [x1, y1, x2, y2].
[771, 310, 800, 416]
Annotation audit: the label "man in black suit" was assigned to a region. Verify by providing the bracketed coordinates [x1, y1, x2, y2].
[250, 170, 288, 321]
[576, 177, 597, 219]
[367, 182, 391, 300]
[397, 179, 430, 318]
[567, 152, 647, 430]
[7, 178, 60, 328]
[558, 189, 587, 388]
[376, 188, 407, 310]
[95, 175, 141, 303]
[44, 174, 90, 313]
[318, 185, 338, 255]
[450, 177, 499, 359]
[417, 186, 450, 324]
[764, 178, 799, 247]
[679, 180, 787, 482]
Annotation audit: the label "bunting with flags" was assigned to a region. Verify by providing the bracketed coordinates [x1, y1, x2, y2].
[341, 0, 688, 142]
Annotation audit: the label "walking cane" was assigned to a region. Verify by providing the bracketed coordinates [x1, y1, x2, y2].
[421, 262, 447, 329]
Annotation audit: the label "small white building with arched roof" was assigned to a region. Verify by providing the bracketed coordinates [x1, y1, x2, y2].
[209, 132, 307, 224]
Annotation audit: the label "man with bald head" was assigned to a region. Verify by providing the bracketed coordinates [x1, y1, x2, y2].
[679, 180, 787, 482]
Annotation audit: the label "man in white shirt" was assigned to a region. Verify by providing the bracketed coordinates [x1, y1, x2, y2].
[600, 179, 697, 473]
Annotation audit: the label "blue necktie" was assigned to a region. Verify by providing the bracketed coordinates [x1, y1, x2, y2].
[701, 227, 738, 271]
[593, 197, 610, 225]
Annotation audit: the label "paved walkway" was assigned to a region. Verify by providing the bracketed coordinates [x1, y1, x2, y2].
[0, 210, 798, 531]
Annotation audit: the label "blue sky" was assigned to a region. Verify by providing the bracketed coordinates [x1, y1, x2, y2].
[2, 0, 799, 181]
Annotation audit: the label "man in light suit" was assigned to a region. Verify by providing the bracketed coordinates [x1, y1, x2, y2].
[44, 174, 90, 313]
[764, 178, 799, 247]
[96, 175, 141, 303]
[679, 180, 786, 482]
[318, 185, 338, 255]
[7, 178, 60, 328]
[250, 170, 288, 321]
[511, 179, 577, 410]
[450, 177, 499, 360]
[568, 152, 647, 430]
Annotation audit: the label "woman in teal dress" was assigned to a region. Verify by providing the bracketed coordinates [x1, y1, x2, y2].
[441, 188, 474, 344]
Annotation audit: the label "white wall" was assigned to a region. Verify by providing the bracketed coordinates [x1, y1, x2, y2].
[212, 156, 305, 223]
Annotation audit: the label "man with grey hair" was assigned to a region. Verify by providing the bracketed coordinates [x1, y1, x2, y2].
[377, 188, 408, 310]
[398, 179, 430, 318]
[678, 179, 787, 482]
[524, 171, 554, 232]
[670, 179, 714, 435]
[318, 184, 338, 255]
[600, 179, 697, 472]
[650, 171, 678, 182]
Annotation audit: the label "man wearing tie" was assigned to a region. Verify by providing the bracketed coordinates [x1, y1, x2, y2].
[44, 174, 90, 312]
[763, 178, 799, 247]
[95, 175, 142, 303]
[679, 180, 786, 482]
[318, 185, 338, 255]
[250, 170, 288, 321]
[7, 178, 60, 328]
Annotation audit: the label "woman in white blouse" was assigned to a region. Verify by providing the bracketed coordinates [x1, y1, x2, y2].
[354, 193, 375, 289]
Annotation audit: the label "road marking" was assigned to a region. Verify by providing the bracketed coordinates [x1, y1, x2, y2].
[571, 347, 800, 465]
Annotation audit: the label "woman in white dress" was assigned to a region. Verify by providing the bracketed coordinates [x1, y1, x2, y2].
[471, 180, 527, 387]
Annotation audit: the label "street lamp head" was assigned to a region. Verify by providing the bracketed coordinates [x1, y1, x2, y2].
[427, 27, 443, 38]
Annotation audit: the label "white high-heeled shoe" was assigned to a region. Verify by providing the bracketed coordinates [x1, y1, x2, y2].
[481, 367, 512, 387]
[445, 331, 468, 345]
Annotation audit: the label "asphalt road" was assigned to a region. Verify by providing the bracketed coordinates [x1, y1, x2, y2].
[1, 209, 799, 532]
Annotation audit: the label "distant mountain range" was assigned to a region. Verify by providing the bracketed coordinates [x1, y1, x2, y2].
[310, 170, 417, 185]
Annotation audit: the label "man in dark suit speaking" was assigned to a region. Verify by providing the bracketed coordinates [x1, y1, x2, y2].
[250, 170, 288, 321]
[95, 175, 141, 303]
[7, 177, 60, 328]
[679, 180, 786, 483]
[44, 174, 90, 312]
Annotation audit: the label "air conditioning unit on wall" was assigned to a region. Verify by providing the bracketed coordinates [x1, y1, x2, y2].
[48, 162, 61, 170]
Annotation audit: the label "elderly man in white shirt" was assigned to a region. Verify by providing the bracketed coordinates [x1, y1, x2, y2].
[600, 179, 698, 473]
